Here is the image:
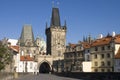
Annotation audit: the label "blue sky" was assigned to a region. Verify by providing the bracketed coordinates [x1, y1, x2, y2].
[0, 0, 120, 44]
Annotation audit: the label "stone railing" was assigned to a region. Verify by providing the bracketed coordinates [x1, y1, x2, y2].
[0, 72, 14, 80]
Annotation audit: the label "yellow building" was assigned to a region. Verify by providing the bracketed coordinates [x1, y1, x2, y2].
[91, 34, 120, 72]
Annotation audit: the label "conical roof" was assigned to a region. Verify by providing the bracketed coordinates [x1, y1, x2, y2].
[19, 25, 34, 46]
[50, 7, 61, 26]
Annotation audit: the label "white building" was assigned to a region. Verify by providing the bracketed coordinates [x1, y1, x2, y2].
[82, 62, 92, 72]
[9, 45, 38, 73]
[8, 39, 18, 46]
[114, 47, 120, 72]
[16, 55, 37, 73]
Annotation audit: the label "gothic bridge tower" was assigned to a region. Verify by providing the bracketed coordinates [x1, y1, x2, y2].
[46, 7, 67, 58]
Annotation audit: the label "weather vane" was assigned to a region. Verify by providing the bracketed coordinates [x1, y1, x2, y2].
[52, 0, 60, 8]
[52, 1, 54, 7]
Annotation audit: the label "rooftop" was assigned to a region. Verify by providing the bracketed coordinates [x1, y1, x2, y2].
[20, 55, 34, 61]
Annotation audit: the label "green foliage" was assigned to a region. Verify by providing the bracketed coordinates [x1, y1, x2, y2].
[0, 41, 12, 71]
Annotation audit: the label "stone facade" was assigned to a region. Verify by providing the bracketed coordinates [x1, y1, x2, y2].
[15, 7, 67, 73]
[64, 42, 90, 72]
[45, 8, 67, 72]
[46, 8, 67, 58]
[91, 43, 114, 72]
[91, 34, 120, 72]
[64, 34, 120, 72]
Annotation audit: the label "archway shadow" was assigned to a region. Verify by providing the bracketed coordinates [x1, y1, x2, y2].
[39, 62, 50, 73]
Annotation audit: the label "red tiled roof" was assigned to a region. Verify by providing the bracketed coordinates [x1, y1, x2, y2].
[115, 47, 120, 59]
[20, 55, 34, 61]
[114, 34, 120, 44]
[69, 43, 76, 48]
[91, 36, 112, 47]
[81, 42, 90, 49]
[9, 46, 19, 52]
[91, 34, 120, 47]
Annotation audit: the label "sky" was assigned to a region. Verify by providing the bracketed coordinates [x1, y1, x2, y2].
[0, 0, 120, 44]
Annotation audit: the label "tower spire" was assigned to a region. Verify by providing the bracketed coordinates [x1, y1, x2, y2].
[50, 7, 61, 26]
[52, 1, 54, 8]
[19, 24, 34, 46]
[64, 20, 67, 29]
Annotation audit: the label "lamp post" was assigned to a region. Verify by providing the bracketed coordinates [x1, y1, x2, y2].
[14, 66, 18, 79]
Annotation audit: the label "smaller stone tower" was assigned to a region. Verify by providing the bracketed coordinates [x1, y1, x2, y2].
[18, 24, 39, 56]
[19, 24, 35, 46]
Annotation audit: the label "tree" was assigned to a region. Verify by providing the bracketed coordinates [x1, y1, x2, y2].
[0, 41, 12, 71]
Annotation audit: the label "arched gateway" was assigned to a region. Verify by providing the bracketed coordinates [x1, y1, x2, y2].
[17, 7, 66, 74]
[35, 7, 66, 74]
[39, 62, 51, 73]
[37, 55, 53, 73]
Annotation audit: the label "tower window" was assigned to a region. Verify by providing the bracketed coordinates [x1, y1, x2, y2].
[37, 43, 39, 45]
[34, 50, 36, 53]
[27, 50, 29, 54]
[58, 51, 61, 56]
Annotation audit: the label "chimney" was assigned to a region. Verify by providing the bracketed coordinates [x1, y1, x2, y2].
[112, 31, 116, 37]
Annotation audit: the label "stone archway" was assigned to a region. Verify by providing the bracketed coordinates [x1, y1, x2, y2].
[39, 62, 51, 73]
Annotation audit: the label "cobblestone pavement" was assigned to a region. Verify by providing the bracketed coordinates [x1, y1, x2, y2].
[15, 74, 81, 80]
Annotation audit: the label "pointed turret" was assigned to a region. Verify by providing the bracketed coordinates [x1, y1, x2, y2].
[19, 24, 34, 46]
[83, 36, 86, 42]
[88, 34, 91, 43]
[50, 7, 61, 26]
[63, 20, 67, 29]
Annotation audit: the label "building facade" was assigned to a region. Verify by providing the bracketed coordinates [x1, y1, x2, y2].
[64, 43, 87, 72]
[114, 47, 120, 72]
[91, 34, 120, 72]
